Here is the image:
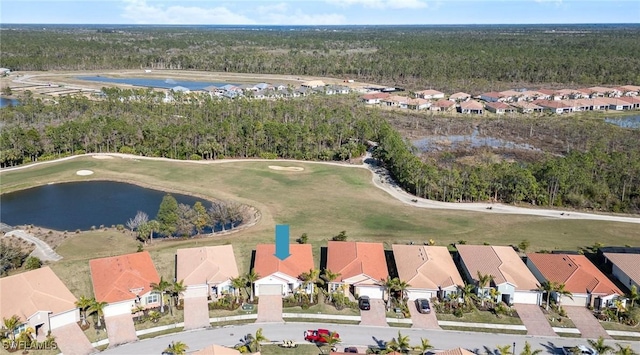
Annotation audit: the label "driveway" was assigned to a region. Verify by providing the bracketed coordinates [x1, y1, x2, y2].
[513, 304, 556, 337]
[105, 314, 138, 347]
[359, 299, 387, 327]
[256, 295, 283, 323]
[564, 306, 611, 339]
[3, 230, 63, 261]
[51, 323, 94, 355]
[183, 296, 210, 330]
[409, 301, 440, 329]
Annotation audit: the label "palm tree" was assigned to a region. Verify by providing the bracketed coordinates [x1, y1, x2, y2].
[322, 269, 341, 302]
[588, 337, 614, 355]
[245, 269, 260, 302]
[75, 295, 93, 326]
[613, 299, 626, 318]
[477, 272, 494, 306]
[2, 315, 21, 344]
[88, 299, 108, 328]
[321, 331, 342, 352]
[489, 288, 502, 306]
[627, 285, 639, 308]
[496, 344, 513, 355]
[395, 279, 411, 302]
[414, 337, 434, 354]
[150, 276, 171, 312]
[230, 276, 246, 304]
[300, 268, 321, 303]
[385, 331, 410, 354]
[457, 283, 476, 309]
[520, 341, 542, 355]
[615, 344, 637, 355]
[538, 281, 556, 311]
[164, 341, 189, 355]
[170, 280, 187, 310]
[382, 276, 398, 311]
[555, 283, 573, 306]
[249, 327, 268, 352]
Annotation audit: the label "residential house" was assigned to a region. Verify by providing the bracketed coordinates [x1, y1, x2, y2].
[479, 92, 503, 102]
[554, 89, 585, 100]
[437, 348, 477, 355]
[392, 245, 464, 300]
[616, 85, 640, 96]
[533, 99, 574, 114]
[253, 244, 314, 297]
[620, 96, 640, 109]
[193, 344, 241, 355]
[361, 92, 390, 105]
[296, 87, 312, 97]
[0, 267, 80, 340]
[598, 97, 633, 111]
[537, 89, 558, 100]
[527, 253, 623, 309]
[511, 101, 543, 114]
[603, 253, 640, 291]
[498, 90, 522, 102]
[431, 99, 456, 111]
[406, 98, 431, 110]
[456, 245, 541, 305]
[301, 80, 325, 88]
[459, 100, 484, 114]
[380, 95, 409, 108]
[485, 101, 516, 115]
[415, 89, 445, 100]
[328, 85, 350, 95]
[520, 90, 550, 101]
[89, 251, 161, 317]
[448, 92, 471, 102]
[326, 241, 388, 299]
[587, 86, 622, 98]
[572, 98, 609, 111]
[254, 83, 272, 91]
[176, 245, 240, 300]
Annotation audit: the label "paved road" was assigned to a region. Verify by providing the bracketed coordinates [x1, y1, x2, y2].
[3, 230, 62, 261]
[100, 322, 639, 355]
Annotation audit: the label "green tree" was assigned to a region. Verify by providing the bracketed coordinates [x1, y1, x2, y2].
[24, 256, 42, 270]
[156, 194, 179, 236]
[615, 344, 637, 355]
[192, 201, 209, 234]
[164, 341, 189, 355]
[245, 269, 260, 302]
[299, 268, 321, 304]
[476, 271, 494, 307]
[170, 279, 186, 310]
[587, 337, 614, 355]
[75, 295, 93, 327]
[298, 233, 308, 244]
[2, 315, 21, 345]
[518, 240, 530, 254]
[520, 341, 542, 355]
[555, 282, 573, 306]
[321, 331, 342, 352]
[150, 276, 171, 313]
[231, 276, 246, 304]
[496, 344, 513, 355]
[414, 337, 434, 354]
[88, 299, 107, 328]
[382, 276, 399, 311]
[250, 328, 268, 352]
[385, 331, 410, 353]
[322, 269, 341, 302]
[332, 230, 348, 241]
[627, 285, 639, 308]
[538, 281, 556, 311]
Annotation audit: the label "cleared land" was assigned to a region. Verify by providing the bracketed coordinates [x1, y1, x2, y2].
[2, 156, 639, 299]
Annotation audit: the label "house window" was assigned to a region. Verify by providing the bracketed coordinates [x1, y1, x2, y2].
[146, 293, 159, 304]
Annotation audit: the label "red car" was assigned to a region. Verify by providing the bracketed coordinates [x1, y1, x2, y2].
[303, 329, 340, 343]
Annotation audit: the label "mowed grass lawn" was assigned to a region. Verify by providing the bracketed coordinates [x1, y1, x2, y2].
[2, 156, 639, 298]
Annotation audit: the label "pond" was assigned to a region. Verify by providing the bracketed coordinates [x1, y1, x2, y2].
[0, 97, 19, 108]
[0, 181, 210, 232]
[76, 76, 238, 91]
[412, 128, 540, 152]
[605, 115, 640, 129]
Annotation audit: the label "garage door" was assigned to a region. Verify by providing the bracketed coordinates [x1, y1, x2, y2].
[406, 290, 433, 301]
[356, 286, 384, 299]
[513, 291, 540, 305]
[258, 284, 282, 296]
[561, 294, 588, 307]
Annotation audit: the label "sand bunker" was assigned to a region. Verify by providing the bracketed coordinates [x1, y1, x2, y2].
[268, 165, 304, 172]
[76, 170, 94, 176]
[92, 155, 114, 160]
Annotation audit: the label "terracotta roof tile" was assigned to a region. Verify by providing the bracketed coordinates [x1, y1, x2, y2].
[434, 99, 455, 108]
[604, 253, 640, 287]
[176, 245, 239, 286]
[392, 245, 464, 289]
[449, 92, 471, 100]
[361, 92, 390, 100]
[485, 101, 513, 110]
[527, 253, 622, 295]
[327, 241, 388, 282]
[457, 245, 538, 290]
[0, 267, 77, 322]
[619, 96, 640, 104]
[460, 100, 484, 110]
[416, 89, 444, 96]
[193, 344, 241, 355]
[532, 99, 573, 109]
[253, 244, 314, 280]
[438, 348, 477, 355]
[89, 251, 160, 303]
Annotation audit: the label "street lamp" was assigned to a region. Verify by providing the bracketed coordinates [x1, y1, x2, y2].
[513, 342, 516, 355]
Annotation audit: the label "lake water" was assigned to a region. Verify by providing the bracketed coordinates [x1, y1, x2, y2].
[0, 97, 19, 108]
[76, 76, 238, 91]
[605, 115, 640, 129]
[0, 181, 210, 231]
[412, 128, 540, 152]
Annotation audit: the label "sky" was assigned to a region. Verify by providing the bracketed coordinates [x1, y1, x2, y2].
[1, 0, 639, 25]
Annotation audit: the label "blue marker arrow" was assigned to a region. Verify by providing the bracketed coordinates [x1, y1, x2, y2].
[274, 224, 291, 261]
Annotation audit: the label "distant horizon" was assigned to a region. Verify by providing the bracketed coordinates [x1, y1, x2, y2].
[2, 23, 639, 27]
[1, 0, 639, 26]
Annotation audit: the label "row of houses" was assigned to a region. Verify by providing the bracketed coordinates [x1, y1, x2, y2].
[2, 243, 638, 345]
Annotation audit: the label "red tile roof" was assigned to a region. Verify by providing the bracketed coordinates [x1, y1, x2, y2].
[533, 99, 573, 109]
[481, 91, 502, 99]
[527, 253, 622, 295]
[485, 101, 512, 110]
[460, 100, 484, 110]
[90, 251, 160, 303]
[327, 241, 388, 282]
[361, 92, 390, 100]
[434, 99, 455, 108]
[618, 96, 640, 105]
[253, 244, 314, 280]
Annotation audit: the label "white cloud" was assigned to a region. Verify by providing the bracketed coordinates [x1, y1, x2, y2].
[326, 0, 427, 9]
[256, 2, 289, 15]
[121, 0, 254, 25]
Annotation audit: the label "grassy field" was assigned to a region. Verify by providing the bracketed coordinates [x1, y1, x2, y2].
[2, 156, 640, 298]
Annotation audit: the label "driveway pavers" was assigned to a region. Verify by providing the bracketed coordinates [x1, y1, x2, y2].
[359, 299, 388, 327]
[564, 306, 611, 339]
[409, 300, 440, 329]
[513, 304, 557, 337]
[105, 314, 138, 347]
[183, 296, 210, 330]
[256, 295, 283, 323]
[51, 323, 95, 355]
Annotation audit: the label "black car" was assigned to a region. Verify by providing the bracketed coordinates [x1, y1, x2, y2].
[344, 346, 359, 353]
[415, 298, 431, 314]
[358, 296, 371, 311]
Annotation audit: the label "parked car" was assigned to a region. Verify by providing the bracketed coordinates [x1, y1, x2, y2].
[358, 296, 371, 311]
[304, 329, 340, 343]
[415, 298, 431, 314]
[344, 346, 359, 353]
[562, 346, 598, 355]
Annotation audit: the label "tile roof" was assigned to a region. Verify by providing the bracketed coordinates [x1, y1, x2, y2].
[449, 92, 471, 100]
[416, 89, 444, 96]
[533, 99, 573, 109]
[588, 86, 618, 94]
[616, 85, 640, 92]
[327, 241, 388, 282]
[527, 253, 622, 295]
[499, 90, 521, 97]
[253, 244, 314, 280]
[619, 96, 640, 104]
[361, 92, 390, 100]
[392, 245, 464, 289]
[511, 102, 543, 110]
[460, 100, 484, 110]
[485, 101, 512, 110]
[456, 245, 538, 290]
[193, 344, 241, 355]
[382, 95, 409, 104]
[438, 348, 477, 355]
[407, 98, 431, 106]
[176, 245, 239, 286]
[537, 89, 556, 96]
[0, 267, 77, 322]
[604, 253, 640, 287]
[89, 251, 160, 303]
[597, 97, 633, 106]
[434, 99, 455, 108]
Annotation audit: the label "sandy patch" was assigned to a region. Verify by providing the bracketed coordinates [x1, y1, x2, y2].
[76, 170, 94, 176]
[92, 155, 114, 160]
[268, 165, 305, 172]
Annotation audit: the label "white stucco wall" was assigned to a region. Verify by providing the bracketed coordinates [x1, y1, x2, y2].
[49, 309, 79, 329]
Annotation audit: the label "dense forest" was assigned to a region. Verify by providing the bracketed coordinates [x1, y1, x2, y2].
[1, 92, 639, 213]
[2, 25, 640, 91]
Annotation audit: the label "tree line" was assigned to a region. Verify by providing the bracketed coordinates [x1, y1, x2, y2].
[2, 25, 640, 91]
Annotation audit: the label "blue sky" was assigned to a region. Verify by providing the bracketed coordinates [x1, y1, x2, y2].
[1, 0, 639, 25]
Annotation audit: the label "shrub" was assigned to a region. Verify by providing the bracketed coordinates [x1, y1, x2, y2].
[189, 153, 202, 160]
[332, 231, 348, 241]
[119, 146, 136, 154]
[24, 256, 42, 270]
